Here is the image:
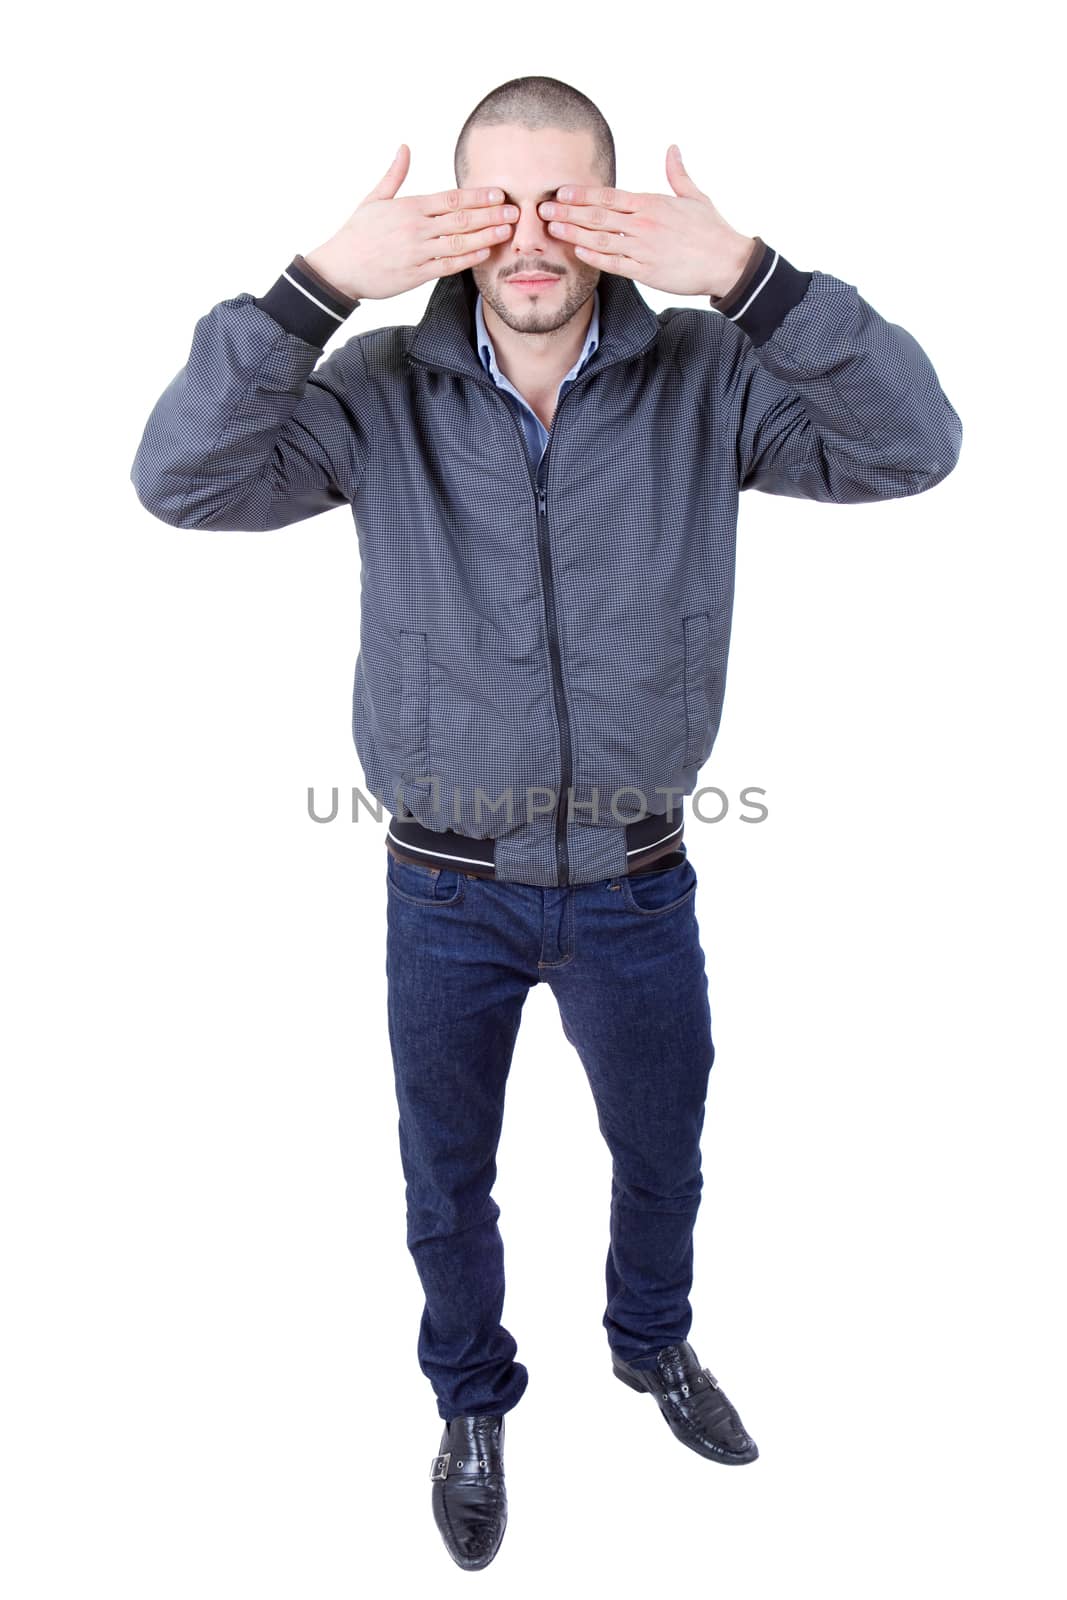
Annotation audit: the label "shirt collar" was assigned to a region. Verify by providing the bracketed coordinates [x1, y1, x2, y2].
[475, 285, 600, 386]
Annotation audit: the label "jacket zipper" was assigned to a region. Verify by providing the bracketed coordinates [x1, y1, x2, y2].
[535, 480, 572, 886]
[494, 391, 581, 887]
[403, 343, 648, 887]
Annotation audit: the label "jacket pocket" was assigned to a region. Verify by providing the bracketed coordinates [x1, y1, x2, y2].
[398, 630, 430, 787]
[682, 611, 712, 769]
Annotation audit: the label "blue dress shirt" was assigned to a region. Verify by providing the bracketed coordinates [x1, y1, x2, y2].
[474, 287, 600, 478]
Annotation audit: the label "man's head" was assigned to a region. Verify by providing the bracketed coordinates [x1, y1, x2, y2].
[454, 76, 615, 337]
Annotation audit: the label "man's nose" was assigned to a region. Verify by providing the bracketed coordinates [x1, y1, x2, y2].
[509, 201, 554, 252]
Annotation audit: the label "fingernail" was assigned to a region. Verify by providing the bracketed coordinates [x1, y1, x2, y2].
[489, 188, 503, 202]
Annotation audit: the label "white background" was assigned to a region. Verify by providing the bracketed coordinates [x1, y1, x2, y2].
[4, 1, 1064, 1593]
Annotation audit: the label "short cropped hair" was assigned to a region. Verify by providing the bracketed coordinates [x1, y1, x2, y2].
[454, 76, 616, 189]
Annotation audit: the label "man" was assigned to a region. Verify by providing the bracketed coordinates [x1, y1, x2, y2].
[130, 75, 962, 1571]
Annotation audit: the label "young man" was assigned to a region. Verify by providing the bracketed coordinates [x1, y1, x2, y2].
[131, 75, 962, 1571]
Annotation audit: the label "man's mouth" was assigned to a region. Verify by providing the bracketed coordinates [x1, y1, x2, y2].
[507, 274, 561, 289]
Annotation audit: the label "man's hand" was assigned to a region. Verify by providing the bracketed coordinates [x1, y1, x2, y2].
[535, 145, 755, 299]
[304, 145, 518, 301]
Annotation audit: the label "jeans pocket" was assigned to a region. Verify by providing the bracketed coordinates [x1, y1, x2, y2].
[386, 849, 465, 906]
[619, 849, 697, 916]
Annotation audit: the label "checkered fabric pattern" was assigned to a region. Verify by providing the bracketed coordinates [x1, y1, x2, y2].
[131, 245, 962, 886]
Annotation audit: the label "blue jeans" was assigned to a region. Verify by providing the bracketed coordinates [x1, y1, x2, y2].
[384, 840, 715, 1423]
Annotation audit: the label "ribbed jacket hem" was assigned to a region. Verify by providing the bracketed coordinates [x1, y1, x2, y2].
[385, 808, 686, 883]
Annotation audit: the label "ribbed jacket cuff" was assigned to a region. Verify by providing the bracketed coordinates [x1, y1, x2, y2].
[710, 237, 814, 347]
[255, 255, 360, 347]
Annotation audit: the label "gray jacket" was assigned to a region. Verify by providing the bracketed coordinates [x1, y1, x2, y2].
[130, 241, 962, 886]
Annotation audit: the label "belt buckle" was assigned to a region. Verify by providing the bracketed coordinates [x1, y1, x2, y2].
[429, 1450, 451, 1481]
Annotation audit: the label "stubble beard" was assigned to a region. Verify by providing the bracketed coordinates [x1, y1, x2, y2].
[472, 259, 601, 336]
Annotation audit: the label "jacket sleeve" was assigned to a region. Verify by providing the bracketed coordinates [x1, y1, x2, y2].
[710, 239, 963, 502]
[130, 255, 378, 531]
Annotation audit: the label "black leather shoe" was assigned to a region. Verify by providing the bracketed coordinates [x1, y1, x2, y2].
[613, 1339, 759, 1464]
[429, 1413, 508, 1569]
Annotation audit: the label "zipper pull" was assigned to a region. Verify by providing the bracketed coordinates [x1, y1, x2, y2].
[536, 487, 547, 516]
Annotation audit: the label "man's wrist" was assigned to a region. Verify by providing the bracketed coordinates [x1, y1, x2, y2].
[707, 233, 761, 300]
[302, 245, 363, 305]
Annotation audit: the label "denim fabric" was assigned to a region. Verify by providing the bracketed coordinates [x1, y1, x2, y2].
[384, 839, 714, 1421]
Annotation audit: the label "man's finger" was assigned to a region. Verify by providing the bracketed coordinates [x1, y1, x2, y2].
[568, 243, 641, 278]
[417, 201, 518, 239]
[553, 185, 640, 211]
[543, 219, 634, 255]
[538, 199, 634, 232]
[421, 186, 508, 217]
[425, 220, 517, 257]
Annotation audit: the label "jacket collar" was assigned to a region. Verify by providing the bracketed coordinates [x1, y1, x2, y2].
[405, 267, 660, 379]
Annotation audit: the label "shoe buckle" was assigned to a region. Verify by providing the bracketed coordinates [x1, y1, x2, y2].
[429, 1450, 451, 1481]
[681, 1368, 720, 1395]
